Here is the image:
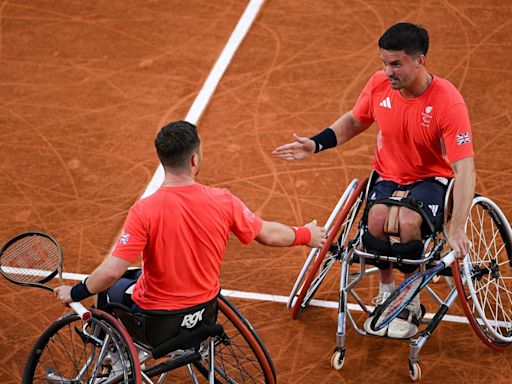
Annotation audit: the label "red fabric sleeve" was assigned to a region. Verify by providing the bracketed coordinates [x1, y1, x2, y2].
[111, 205, 148, 262]
[441, 103, 474, 163]
[229, 194, 263, 244]
[352, 74, 376, 125]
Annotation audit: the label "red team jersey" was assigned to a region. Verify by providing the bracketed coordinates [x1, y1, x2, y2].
[352, 70, 474, 184]
[112, 184, 263, 310]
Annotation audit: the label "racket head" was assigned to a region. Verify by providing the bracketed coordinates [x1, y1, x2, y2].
[0, 231, 63, 288]
[370, 274, 424, 331]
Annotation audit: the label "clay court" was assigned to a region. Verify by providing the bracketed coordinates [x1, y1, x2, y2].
[1, 0, 512, 382]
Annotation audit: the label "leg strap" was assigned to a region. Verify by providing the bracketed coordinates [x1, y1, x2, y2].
[391, 240, 423, 273]
[362, 231, 391, 255]
[362, 231, 392, 270]
[384, 190, 410, 235]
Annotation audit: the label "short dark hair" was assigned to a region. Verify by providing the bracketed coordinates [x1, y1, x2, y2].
[378, 23, 429, 56]
[155, 120, 200, 170]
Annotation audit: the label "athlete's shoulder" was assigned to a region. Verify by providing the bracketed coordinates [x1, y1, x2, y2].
[431, 75, 466, 105]
[194, 184, 236, 205]
[131, 190, 162, 213]
[367, 70, 389, 89]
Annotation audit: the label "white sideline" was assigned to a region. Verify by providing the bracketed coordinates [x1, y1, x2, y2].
[140, 0, 265, 200]
[60, 272, 469, 325]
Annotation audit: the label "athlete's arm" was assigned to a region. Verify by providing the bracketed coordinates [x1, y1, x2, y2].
[255, 220, 326, 248]
[55, 255, 132, 304]
[271, 112, 371, 160]
[447, 156, 476, 257]
[85, 255, 132, 293]
[330, 111, 372, 145]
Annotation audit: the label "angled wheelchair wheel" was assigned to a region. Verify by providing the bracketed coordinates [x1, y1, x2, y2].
[192, 294, 276, 384]
[23, 308, 142, 383]
[452, 196, 512, 350]
[290, 177, 368, 320]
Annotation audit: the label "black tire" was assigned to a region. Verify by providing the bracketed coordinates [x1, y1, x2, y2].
[192, 294, 276, 384]
[23, 308, 141, 383]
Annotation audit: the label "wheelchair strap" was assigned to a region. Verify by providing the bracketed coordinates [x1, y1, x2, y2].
[384, 190, 409, 235]
[369, 195, 436, 236]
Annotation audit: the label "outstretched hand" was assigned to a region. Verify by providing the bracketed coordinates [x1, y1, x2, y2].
[305, 219, 327, 248]
[272, 134, 315, 160]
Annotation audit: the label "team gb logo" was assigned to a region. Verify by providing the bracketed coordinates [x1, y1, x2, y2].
[421, 106, 434, 128]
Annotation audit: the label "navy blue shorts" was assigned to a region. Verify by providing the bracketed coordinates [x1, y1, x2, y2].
[367, 178, 447, 234]
[106, 268, 142, 309]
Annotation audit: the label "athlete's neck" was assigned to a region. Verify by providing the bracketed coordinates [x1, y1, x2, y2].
[400, 72, 432, 99]
[162, 173, 196, 187]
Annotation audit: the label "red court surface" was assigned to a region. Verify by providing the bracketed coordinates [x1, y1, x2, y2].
[1, 1, 512, 383]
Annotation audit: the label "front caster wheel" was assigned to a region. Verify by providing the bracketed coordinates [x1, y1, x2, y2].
[409, 361, 421, 381]
[331, 349, 345, 370]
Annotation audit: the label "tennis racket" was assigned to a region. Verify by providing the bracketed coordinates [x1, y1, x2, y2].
[370, 250, 457, 332]
[0, 231, 91, 321]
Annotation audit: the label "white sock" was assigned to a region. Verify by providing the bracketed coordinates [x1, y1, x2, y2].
[380, 281, 395, 293]
[409, 294, 421, 311]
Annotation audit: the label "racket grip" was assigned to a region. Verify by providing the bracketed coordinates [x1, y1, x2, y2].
[69, 302, 92, 321]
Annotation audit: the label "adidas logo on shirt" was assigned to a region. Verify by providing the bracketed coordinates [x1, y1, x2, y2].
[379, 97, 392, 109]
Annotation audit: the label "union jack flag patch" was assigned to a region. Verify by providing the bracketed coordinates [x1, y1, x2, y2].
[119, 232, 130, 245]
[456, 133, 471, 145]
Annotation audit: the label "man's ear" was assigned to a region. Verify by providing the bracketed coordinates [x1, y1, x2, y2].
[191, 152, 199, 167]
[416, 54, 426, 67]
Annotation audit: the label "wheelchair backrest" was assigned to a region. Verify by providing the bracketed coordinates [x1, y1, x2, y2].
[108, 296, 218, 349]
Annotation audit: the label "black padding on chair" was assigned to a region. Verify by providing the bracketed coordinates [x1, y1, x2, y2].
[391, 240, 423, 259]
[391, 240, 424, 273]
[107, 295, 219, 353]
[151, 324, 224, 359]
[362, 231, 391, 255]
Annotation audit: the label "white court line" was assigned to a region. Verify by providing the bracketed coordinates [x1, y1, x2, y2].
[58, 272, 469, 325]
[3, 266, 52, 276]
[140, 0, 265, 200]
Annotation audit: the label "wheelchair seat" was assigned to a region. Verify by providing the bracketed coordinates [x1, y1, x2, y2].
[357, 171, 454, 272]
[105, 295, 223, 359]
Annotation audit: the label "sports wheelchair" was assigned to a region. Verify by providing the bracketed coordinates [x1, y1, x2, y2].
[22, 289, 276, 383]
[288, 171, 512, 381]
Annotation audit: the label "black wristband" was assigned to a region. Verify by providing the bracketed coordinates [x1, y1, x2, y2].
[310, 128, 337, 153]
[70, 280, 93, 302]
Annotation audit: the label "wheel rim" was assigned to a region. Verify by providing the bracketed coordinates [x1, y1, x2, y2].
[24, 313, 137, 383]
[290, 178, 368, 319]
[454, 196, 512, 349]
[193, 295, 276, 384]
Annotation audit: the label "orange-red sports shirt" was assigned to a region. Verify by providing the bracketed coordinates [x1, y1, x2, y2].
[112, 183, 263, 310]
[352, 70, 474, 184]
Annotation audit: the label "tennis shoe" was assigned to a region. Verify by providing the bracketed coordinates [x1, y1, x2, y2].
[364, 290, 392, 336]
[387, 301, 424, 339]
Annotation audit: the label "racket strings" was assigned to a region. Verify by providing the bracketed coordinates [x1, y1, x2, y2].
[0, 235, 61, 283]
[375, 278, 422, 327]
